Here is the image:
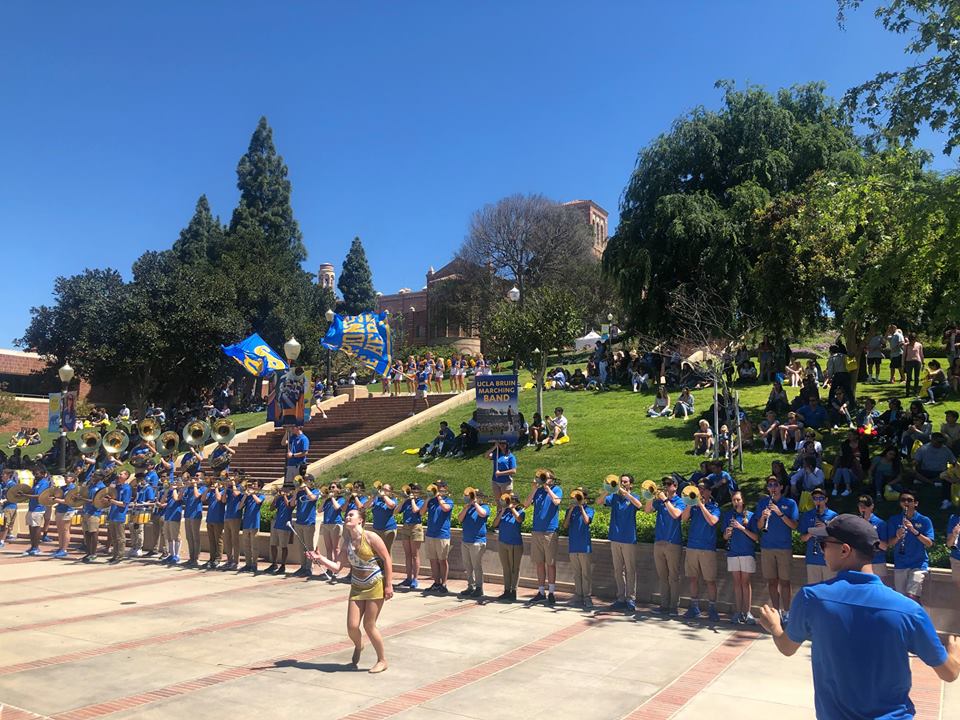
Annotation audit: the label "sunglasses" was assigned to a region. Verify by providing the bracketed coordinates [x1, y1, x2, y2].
[812, 496, 826, 502]
[817, 538, 843, 549]
[900, 498, 916, 504]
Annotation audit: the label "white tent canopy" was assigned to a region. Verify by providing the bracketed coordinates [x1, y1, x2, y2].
[575, 330, 602, 352]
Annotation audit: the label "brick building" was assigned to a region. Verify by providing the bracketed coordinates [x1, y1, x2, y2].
[562, 199, 609, 258]
[0, 349, 97, 432]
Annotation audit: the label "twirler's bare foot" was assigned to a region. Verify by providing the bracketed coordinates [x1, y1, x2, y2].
[369, 660, 388, 674]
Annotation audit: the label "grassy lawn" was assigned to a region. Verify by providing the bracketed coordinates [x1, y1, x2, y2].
[319, 362, 959, 565]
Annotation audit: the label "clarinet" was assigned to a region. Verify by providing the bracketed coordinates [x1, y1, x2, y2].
[898, 522, 907, 555]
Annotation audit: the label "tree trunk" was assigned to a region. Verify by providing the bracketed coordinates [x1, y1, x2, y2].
[843, 321, 864, 397]
[535, 353, 546, 421]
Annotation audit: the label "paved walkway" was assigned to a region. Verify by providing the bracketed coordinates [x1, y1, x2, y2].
[0, 545, 954, 720]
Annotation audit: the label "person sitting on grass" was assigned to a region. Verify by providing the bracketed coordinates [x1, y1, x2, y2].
[855, 397, 880, 430]
[910, 433, 957, 511]
[647, 386, 672, 417]
[673, 387, 695, 419]
[692, 419, 713, 455]
[778, 411, 802, 451]
[543, 407, 568, 448]
[793, 429, 823, 470]
[828, 386, 854, 429]
[706, 460, 737, 506]
[941, 410, 960, 455]
[925, 360, 949, 405]
[528, 412, 545, 447]
[568, 368, 586, 390]
[797, 396, 827, 432]
[765, 379, 789, 415]
[759, 411, 781, 451]
[869, 446, 902, 500]
[420, 421, 456, 458]
[791, 455, 826, 503]
[717, 424, 732, 459]
[785, 359, 803, 387]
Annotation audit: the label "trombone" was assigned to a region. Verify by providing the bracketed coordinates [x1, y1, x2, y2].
[426, 483, 449, 498]
[462, 486, 488, 502]
[499, 492, 523, 510]
[570, 487, 593, 505]
[372, 480, 399, 499]
[534, 468, 560, 486]
[680, 484, 701, 505]
[604, 474, 621, 492]
[400, 483, 421, 498]
[639, 480, 660, 502]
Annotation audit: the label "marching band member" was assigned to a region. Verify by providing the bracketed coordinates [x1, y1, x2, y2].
[457, 488, 489, 599]
[757, 475, 800, 624]
[81, 472, 106, 563]
[486, 441, 516, 507]
[128, 474, 155, 558]
[416, 480, 452, 594]
[799, 488, 838, 584]
[344, 481, 368, 515]
[396, 484, 423, 589]
[285, 426, 309, 484]
[645, 476, 686, 616]
[601, 474, 644, 612]
[162, 475, 185, 565]
[222, 475, 244, 570]
[721, 490, 758, 624]
[145, 477, 166, 558]
[209, 440, 236, 474]
[128, 436, 155, 469]
[886, 490, 935, 602]
[204, 475, 226, 569]
[305, 508, 394, 673]
[104, 470, 132, 563]
[143, 459, 160, 489]
[158, 453, 176, 487]
[319, 482, 345, 581]
[24, 467, 52, 556]
[367, 483, 398, 554]
[267, 485, 295, 575]
[182, 473, 207, 568]
[239, 483, 264, 573]
[1, 468, 18, 548]
[524, 470, 562, 605]
[293, 476, 318, 577]
[948, 510, 960, 588]
[857, 494, 890, 581]
[179, 444, 203, 478]
[493, 493, 525, 602]
[681, 482, 721, 621]
[37, 466, 53, 544]
[563, 487, 594, 609]
[52, 473, 78, 558]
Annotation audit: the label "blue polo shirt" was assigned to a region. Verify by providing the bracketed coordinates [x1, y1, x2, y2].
[206, 487, 225, 524]
[224, 487, 243, 520]
[137, 485, 156, 513]
[949, 515, 960, 563]
[707, 471, 737, 494]
[886, 512, 934, 570]
[183, 485, 206, 520]
[371, 497, 397, 531]
[756, 496, 799, 550]
[321, 497, 344, 525]
[295, 489, 316, 525]
[143, 470, 159, 488]
[604, 493, 640, 544]
[799, 508, 838, 565]
[399, 498, 421, 525]
[461, 504, 489, 543]
[426, 496, 451, 539]
[865, 513, 889, 565]
[2, 478, 17, 509]
[179, 452, 201, 476]
[273, 495, 294, 530]
[241, 494, 263, 530]
[492, 451, 516, 484]
[107, 483, 132, 523]
[84, 481, 106, 517]
[163, 488, 183, 522]
[497, 509, 524, 546]
[287, 433, 308, 467]
[786, 571, 947, 720]
[798, 403, 827, 429]
[721, 510, 756, 557]
[531, 485, 562, 532]
[686, 500, 721, 550]
[55, 481, 77, 514]
[28, 477, 51, 512]
[567, 505, 594, 554]
[210, 446, 231, 470]
[653, 496, 686, 545]
[129, 445, 152, 467]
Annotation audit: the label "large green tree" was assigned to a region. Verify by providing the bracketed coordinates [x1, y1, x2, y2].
[172, 195, 223, 266]
[604, 82, 864, 336]
[338, 236, 377, 314]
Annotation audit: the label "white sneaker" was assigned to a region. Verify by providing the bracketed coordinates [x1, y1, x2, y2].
[941, 499, 953, 510]
[841, 489, 851, 497]
[831, 489, 838, 497]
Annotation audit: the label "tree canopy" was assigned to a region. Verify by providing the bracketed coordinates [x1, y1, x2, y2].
[338, 237, 377, 314]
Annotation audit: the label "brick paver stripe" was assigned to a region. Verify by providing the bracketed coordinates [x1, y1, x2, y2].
[0, 575, 185, 608]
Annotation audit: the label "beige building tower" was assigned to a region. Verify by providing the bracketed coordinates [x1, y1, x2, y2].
[318, 263, 335, 290]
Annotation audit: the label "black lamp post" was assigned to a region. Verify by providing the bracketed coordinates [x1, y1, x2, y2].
[57, 362, 74, 475]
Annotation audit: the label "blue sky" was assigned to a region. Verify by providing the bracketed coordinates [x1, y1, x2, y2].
[1, 1, 951, 347]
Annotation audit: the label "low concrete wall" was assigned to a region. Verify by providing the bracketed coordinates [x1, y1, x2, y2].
[194, 525, 958, 633]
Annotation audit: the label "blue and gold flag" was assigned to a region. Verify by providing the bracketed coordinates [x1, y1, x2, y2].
[321, 311, 392, 375]
[221, 333, 288, 377]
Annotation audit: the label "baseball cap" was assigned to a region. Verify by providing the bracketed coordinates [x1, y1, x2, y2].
[808, 514, 879, 555]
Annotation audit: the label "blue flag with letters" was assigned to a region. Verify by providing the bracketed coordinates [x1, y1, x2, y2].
[221, 333, 288, 377]
[321, 311, 392, 375]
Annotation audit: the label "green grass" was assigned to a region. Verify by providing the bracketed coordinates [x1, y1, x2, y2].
[318, 362, 959, 566]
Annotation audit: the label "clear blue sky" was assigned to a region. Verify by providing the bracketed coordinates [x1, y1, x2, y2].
[1, 1, 951, 347]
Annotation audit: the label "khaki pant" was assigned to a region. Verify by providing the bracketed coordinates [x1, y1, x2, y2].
[109, 521, 126, 560]
[653, 541, 683, 611]
[498, 543, 523, 591]
[146, 515, 163, 552]
[531, 531, 558, 565]
[569, 552, 592, 599]
[372, 527, 396, 555]
[806, 564, 836, 585]
[184, 518, 202, 561]
[164, 520, 181, 546]
[241, 528, 258, 567]
[295, 523, 315, 571]
[610, 541, 637, 602]
[461, 541, 486, 590]
[224, 518, 241, 564]
[130, 522, 144, 552]
[207, 522, 224, 563]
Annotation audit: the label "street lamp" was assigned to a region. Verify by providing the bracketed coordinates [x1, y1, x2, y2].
[507, 286, 520, 303]
[57, 362, 74, 475]
[324, 309, 335, 397]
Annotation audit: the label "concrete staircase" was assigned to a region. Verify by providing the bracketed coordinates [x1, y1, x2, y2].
[228, 394, 457, 486]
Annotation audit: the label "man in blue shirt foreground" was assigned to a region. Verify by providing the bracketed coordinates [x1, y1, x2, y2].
[758, 514, 960, 720]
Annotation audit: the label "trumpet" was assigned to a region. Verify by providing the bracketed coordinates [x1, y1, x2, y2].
[570, 487, 593, 505]
[500, 492, 523, 509]
[372, 480, 399, 498]
[463, 486, 487, 502]
[604, 474, 621, 491]
[401, 483, 421, 498]
[639, 480, 660, 502]
[426, 483, 449, 498]
[535, 468, 552, 484]
[680, 484, 701, 504]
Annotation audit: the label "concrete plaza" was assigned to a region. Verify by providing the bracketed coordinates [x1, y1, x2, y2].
[0, 546, 955, 720]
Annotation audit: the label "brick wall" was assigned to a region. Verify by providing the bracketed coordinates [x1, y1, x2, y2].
[0, 397, 49, 433]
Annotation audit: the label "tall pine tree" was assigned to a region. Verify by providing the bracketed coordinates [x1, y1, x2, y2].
[338, 236, 376, 314]
[172, 195, 223, 266]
